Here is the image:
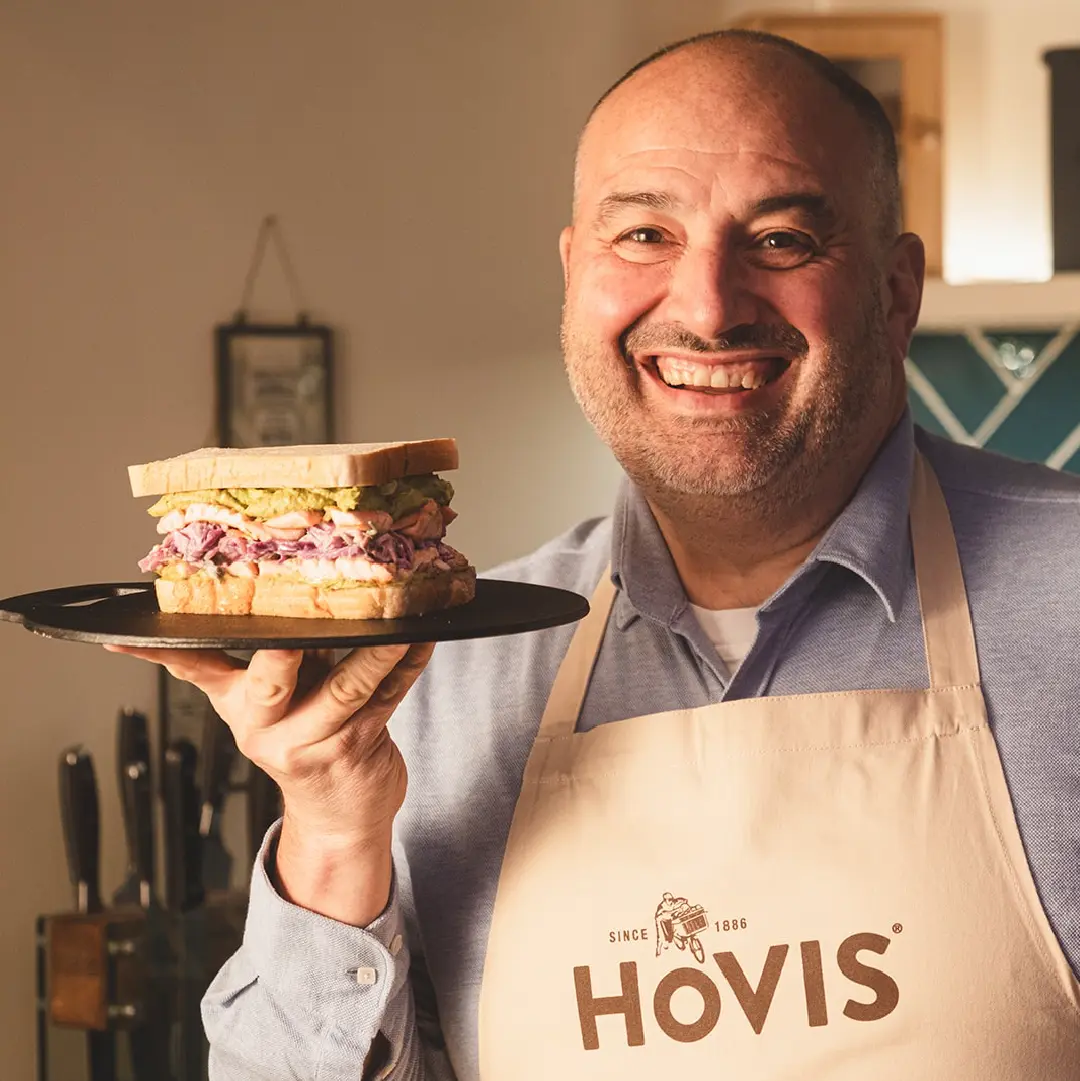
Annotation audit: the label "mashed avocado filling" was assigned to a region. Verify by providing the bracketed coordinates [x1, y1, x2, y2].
[147, 474, 454, 521]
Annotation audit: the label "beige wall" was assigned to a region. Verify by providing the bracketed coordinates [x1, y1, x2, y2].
[0, 1, 668, 1072]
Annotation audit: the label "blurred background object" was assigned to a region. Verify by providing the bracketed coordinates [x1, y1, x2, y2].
[1044, 46, 1080, 273]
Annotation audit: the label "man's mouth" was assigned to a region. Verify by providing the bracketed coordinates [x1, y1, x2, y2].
[647, 354, 791, 394]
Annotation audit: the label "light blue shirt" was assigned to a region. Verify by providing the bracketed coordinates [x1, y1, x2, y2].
[203, 414, 1080, 1079]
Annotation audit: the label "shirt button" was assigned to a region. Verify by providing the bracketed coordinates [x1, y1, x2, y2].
[355, 966, 378, 986]
[389, 934, 403, 956]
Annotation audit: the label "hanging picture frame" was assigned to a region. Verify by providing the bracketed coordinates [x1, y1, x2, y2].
[215, 319, 334, 447]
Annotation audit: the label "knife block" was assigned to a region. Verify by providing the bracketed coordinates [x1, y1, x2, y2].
[37, 897, 246, 1081]
[46, 911, 147, 1032]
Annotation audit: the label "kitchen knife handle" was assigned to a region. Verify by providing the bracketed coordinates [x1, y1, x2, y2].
[198, 711, 237, 836]
[117, 708, 150, 775]
[124, 756, 155, 904]
[116, 709, 151, 864]
[163, 739, 205, 912]
[58, 746, 102, 913]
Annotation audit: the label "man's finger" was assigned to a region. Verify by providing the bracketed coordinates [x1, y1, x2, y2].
[102, 645, 243, 690]
[242, 650, 306, 730]
[276, 643, 412, 746]
[295, 649, 336, 697]
[371, 642, 435, 708]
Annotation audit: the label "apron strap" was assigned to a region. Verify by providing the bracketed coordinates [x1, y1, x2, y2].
[535, 569, 617, 740]
[910, 451, 982, 689]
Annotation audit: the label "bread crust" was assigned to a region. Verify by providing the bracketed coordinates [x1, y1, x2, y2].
[155, 567, 476, 619]
[129, 439, 458, 497]
[156, 574, 257, 615]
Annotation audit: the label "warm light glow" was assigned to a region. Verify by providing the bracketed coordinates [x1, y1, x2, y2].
[944, 217, 1054, 285]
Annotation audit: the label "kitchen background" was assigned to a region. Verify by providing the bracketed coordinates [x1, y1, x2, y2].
[2, 0, 1078, 1076]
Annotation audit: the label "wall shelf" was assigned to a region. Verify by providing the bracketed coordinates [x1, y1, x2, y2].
[919, 273, 1080, 330]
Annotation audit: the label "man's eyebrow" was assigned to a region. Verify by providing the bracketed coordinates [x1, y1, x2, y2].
[593, 190, 683, 225]
[591, 189, 839, 228]
[749, 192, 836, 226]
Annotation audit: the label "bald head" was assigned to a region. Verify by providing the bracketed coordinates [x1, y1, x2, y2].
[574, 30, 901, 248]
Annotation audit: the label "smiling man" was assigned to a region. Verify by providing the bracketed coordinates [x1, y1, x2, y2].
[113, 29, 1080, 1081]
[559, 36, 920, 612]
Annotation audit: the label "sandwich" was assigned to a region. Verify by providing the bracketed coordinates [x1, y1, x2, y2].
[129, 440, 475, 618]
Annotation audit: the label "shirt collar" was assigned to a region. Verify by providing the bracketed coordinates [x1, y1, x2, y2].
[609, 481, 687, 631]
[809, 412, 914, 623]
[609, 411, 915, 629]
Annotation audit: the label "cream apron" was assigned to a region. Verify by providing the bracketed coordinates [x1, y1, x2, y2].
[477, 455, 1080, 1078]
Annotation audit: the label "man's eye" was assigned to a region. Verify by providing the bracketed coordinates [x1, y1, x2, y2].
[752, 231, 817, 267]
[618, 226, 666, 245]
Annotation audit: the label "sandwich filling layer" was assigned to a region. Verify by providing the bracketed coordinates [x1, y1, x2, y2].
[139, 474, 468, 587]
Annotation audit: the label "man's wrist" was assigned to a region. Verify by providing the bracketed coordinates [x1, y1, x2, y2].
[272, 814, 394, 928]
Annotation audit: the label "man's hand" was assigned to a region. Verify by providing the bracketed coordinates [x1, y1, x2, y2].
[104, 641, 434, 925]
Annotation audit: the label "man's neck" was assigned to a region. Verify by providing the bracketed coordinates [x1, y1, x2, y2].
[646, 490, 833, 610]
[645, 428, 894, 611]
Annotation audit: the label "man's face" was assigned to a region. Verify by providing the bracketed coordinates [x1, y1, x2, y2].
[560, 47, 923, 505]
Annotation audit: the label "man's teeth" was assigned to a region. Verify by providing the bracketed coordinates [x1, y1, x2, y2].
[655, 358, 778, 390]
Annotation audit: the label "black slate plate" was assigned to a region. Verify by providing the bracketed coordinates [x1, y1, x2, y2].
[0, 579, 588, 649]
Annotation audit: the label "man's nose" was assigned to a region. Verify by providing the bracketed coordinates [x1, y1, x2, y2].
[661, 245, 760, 341]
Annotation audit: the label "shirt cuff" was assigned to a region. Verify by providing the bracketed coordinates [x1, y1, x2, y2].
[243, 819, 407, 1030]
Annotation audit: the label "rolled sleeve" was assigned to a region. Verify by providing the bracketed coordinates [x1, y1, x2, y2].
[203, 820, 422, 1081]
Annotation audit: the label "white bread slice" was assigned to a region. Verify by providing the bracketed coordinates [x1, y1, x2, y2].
[156, 574, 257, 616]
[129, 439, 458, 497]
[156, 567, 476, 619]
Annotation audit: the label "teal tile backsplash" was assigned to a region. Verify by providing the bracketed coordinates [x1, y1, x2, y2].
[906, 326, 1080, 473]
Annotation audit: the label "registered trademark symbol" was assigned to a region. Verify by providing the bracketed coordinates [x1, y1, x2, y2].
[892, 923, 903, 934]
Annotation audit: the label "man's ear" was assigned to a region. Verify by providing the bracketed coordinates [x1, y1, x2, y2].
[881, 233, 926, 363]
[559, 226, 574, 289]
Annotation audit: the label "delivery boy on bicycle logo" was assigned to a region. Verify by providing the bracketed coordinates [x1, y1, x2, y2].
[654, 891, 709, 964]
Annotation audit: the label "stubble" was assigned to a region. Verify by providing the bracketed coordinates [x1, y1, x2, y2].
[560, 291, 896, 521]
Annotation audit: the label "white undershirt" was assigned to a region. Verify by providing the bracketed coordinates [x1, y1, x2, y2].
[690, 604, 760, 677]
